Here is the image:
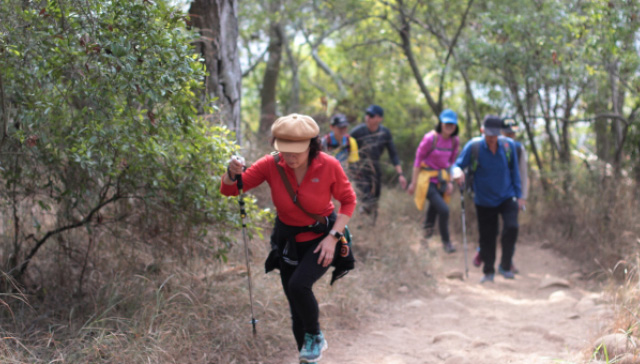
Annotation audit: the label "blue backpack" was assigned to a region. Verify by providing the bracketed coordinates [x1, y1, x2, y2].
[465, 136, 515, 196]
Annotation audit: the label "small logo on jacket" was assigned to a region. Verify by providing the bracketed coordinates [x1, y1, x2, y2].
[311, 178, 320, 183]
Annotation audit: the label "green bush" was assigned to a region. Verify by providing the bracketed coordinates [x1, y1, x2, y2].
[0, 0, 251, 284]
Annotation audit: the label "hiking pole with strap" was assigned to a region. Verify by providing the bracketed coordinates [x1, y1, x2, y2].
[459, 183, 469, 279]
[234, 156, 258, 336]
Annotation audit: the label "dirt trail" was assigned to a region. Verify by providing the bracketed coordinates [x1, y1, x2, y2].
[315, 240, 611, 364]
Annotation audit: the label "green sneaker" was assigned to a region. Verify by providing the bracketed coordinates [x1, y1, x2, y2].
[480, 273, 494, 283]
[299, 331, 327, 363]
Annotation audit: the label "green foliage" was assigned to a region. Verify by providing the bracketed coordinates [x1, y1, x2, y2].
[0, 0, 249, 278]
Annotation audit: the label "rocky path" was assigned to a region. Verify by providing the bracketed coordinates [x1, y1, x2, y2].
[317, 240, 612, 364]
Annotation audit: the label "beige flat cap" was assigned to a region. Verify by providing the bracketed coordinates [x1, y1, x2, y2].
[271, 113, 319, 153]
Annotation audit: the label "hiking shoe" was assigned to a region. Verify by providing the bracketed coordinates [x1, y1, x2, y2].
[472, 251, 482, 267]
[299, 332, 328, 363]
[424, 226, 435, 239]
[510, 262, 519, 274]
[443, 242, 456, 253]
[480, 274, 494, 283]
[498, 266, 515, 279]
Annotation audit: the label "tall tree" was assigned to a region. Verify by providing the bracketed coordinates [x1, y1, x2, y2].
[189, 0, 243, 142]
[582, 0, 640, 177]
[379, 0, 476, 124]
[258, 0, 284, 135]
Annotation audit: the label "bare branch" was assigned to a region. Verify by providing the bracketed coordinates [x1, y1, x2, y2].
[394, 0, 439, 114]
[348, 38, 402, 49]
[300, 19, 360, 100]
[517, 113, 634, 125]
[437, 0, 474, 107]
[0, 71, 8, 147]
[15, 194, 122, 279]
[242, 47, 268, 78]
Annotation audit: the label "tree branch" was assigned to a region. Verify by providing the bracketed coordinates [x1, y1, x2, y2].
[301, 23, 350, 100]
[459, 67, 481, 130]
[395, 0, 440, 114]
[241, 47, 268, 78]
[519, 113, 633, 125]
[437, 0, 474, 108]
[15, 194, 122, 279]
[504, 69, 547, 191]
[0, 71, 9, 148]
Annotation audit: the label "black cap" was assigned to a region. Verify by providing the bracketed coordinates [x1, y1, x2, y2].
[483, 115, 504, 136]
[502, 117, 519, 134]
[330, 113, 349, 128]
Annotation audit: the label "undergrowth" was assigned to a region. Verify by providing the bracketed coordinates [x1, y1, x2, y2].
[1, 163, 639, 363]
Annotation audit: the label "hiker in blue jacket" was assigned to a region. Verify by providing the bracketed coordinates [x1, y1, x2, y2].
[452, 115, 523, 283]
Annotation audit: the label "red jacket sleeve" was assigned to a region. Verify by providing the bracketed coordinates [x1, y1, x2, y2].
[219, 154, 271, 196]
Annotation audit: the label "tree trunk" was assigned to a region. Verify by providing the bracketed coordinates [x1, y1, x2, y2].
[284, 33, 300, 114]
[460, 67, 481, 132]
[189, 0, 242, 143]
[610, 64, 627, 176]
[505, 71, 548, 191]
[594, 115, 610, 162]
[258, 6, 284, 135]
[396, 4, 441, 117]
[463, 97, 473, 140]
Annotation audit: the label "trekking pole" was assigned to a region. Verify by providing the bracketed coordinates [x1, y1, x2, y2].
[459, 183, 469, 279]
[234, 157, 258, 336]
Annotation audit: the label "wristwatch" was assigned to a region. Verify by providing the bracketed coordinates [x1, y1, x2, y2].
[329, 229, 344, 240]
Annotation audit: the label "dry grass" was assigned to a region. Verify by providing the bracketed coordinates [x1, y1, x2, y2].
[521, 172, 640, 363]
[2, 165, 638, 363]
[524, 173, 640, 280]
[0, 186, 438, 364]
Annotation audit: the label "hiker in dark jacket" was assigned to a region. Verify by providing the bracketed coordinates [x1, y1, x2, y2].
[350, 104, 407, 223]
[221, 114, 357, 363]
[453, 115, 523, 283]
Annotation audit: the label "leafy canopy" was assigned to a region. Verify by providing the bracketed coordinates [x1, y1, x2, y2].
[0, 0, 246, 274]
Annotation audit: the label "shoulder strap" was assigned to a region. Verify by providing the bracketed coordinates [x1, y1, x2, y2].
[424, 130, 438, 159]
[499, 136, 513, 165]
[323, 134, 332, 148]
[431, 131, 438, 151]
[273, 154, 326, 224]
[470, 139, 481, 172]
[497, 136, 515, 170]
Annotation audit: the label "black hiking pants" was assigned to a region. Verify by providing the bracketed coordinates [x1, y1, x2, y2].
[354, 160, 381, 215]
[476, 197, 519, 275]
[280, 236, 330, 350]
[424, 182, 450, 243]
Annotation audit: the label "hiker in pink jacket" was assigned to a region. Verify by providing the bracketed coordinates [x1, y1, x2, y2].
[407, 109, 460, 253]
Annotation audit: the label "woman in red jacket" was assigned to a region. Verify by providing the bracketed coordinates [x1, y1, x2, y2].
[221, 114, 357, 364]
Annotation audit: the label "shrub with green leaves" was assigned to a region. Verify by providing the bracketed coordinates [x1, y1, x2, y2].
[0, 0, 247, 284]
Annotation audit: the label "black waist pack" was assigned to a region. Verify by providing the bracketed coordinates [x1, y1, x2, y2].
[265, 211, 355, 285]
